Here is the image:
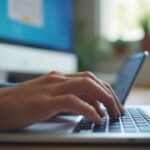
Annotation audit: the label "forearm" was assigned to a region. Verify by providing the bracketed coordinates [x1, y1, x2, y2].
[0, 85, 37, 131]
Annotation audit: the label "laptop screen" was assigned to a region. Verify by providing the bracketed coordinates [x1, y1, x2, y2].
[113, 52, 147, 104]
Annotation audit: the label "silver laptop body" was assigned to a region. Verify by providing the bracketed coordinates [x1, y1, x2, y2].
[0, 51, 150, 144]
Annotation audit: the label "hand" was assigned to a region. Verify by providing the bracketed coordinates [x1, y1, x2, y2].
[0, 71, 124, 131]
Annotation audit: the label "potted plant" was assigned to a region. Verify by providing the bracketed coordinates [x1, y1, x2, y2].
[113, 40, 130, 57]
[75, 21, 112, 71]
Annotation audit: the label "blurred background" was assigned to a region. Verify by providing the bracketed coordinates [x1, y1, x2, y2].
[0, 0, 150, 87]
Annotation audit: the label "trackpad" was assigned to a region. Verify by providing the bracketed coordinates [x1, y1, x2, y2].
[18, 115, 79, 134]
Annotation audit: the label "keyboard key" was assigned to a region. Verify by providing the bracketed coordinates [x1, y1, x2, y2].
[109, 119, 119, 123]
[139, 127, 150, 132]
[109, 125, 121, 129]
[73, 118, 93, 132]
[137, 123, 149, 127]
[93, 124, 106, 132]
[74, 108, 150, 134]
[123, 124, 135, 128]
[109, 128, 121, 132]
[74, 127, 81, 133]
[143, 116, 150, 120]
[122, 122, 134, 125]
[122, 119, 133, 123]
[124, 128, 137, 132]
[137, 109, 150, 118]
[135, 121, 146, 124]
[136, 122, 148, 126]
[146, 119, 150, 122]
[78, 124, 92, 130]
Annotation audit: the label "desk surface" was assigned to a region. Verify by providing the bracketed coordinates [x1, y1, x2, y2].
[0, 88, 150, 150]
[0, 145, 150, 150]
[126, 87, 150, 105]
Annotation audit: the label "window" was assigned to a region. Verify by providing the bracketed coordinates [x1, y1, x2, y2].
[100, 0, 150, 41]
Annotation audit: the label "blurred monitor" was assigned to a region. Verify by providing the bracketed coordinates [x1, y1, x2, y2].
[0, 0, 77, 82]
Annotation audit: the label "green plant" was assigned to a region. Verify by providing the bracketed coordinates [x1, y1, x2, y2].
[139, 14, 150, 37]
[75, 21, 113, 71]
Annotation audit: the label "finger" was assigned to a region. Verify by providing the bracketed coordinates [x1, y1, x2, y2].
[47, 71, 107, 117]
[66, 71, 112, 94]
[66, 71, 122, 117]
[50, 71, 122, 118]
[50, 95, 101, 123]
[102, 81, 125, 114]
[52, 77, 120, 119]
[90, 101, 105, 117]
[79, 94, 105, 117]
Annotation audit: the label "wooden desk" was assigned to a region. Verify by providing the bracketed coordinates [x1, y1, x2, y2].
[0, 145, 150, 150]
[126, 87, 150, 105]
[0, 88, 150, 150]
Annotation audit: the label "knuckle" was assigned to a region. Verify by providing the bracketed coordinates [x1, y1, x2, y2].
[84, 71, 94, 78]
[44, 75, 53, 82]
[88, 105, 95, 112]
[49, 71, 59, 75]
[44, 74, 60, 82]
[105, 83, 111, 88]
[65, 95, 77, 103]
[82, 77, 93, 85]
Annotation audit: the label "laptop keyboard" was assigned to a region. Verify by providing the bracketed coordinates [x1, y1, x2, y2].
[73, 108, 150, 133]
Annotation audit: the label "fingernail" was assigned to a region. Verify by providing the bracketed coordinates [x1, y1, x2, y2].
[114, 111, 120, 119]
[121, 107, 125, 113]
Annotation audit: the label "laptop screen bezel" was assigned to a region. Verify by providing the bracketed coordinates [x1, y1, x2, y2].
[113, 51, 149, 105]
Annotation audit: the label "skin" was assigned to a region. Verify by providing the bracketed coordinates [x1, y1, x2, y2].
[0, 71, 124, 131]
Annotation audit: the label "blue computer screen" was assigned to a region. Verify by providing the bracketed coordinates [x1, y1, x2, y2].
[0, 0, 73, 52]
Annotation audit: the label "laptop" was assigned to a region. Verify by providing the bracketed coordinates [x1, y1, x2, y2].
[0, 51, 150, 144]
